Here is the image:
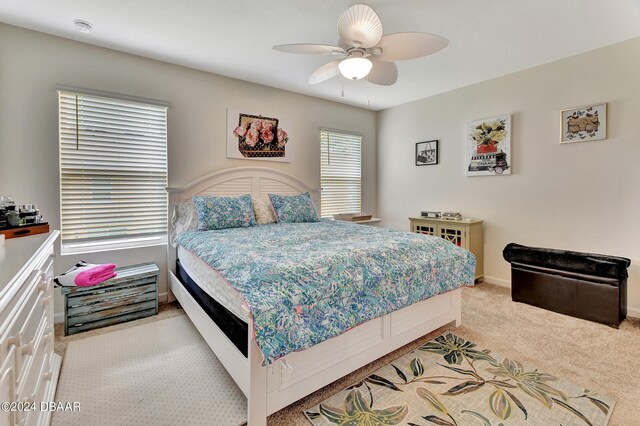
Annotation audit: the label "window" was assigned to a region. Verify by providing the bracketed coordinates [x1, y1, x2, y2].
[320, 128, 362, 218]
[58, 90, 168, 254]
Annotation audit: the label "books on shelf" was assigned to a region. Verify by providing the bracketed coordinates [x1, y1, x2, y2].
[420, 211, 441, 218]
[441, 212, 463, 221]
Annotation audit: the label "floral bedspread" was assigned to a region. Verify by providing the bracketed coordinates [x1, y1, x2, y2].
[176, 220, 476, 364]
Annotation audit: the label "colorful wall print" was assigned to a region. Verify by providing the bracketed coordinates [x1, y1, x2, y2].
[227, 109, 290, 162]
[466, 115, 511, 176]
[560, 103, 607, 143]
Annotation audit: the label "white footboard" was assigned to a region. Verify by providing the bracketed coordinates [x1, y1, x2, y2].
[170, 272, 461, 425]
[260, 288, 461, 416]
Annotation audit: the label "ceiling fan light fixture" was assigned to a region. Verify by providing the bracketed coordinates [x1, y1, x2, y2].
[272, 4, 450, 88]
[338, 57, 373, 80]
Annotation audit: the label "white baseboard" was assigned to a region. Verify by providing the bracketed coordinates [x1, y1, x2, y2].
[479, 275, 639, 319]
[482, 275, 511, 288]
[628, 307, 640, 319]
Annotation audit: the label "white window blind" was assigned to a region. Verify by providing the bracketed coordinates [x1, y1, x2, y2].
[58, 90, 168, 248]
[320, 129, 362, 218]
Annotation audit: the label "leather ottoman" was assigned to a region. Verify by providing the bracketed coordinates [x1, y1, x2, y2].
[503, 243, 630, 327]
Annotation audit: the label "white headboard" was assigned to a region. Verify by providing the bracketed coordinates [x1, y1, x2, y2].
[166, 166, 320, 280]
[167, 166, 319, 205]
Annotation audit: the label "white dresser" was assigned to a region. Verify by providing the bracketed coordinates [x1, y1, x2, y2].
[0, 231, 61, 426]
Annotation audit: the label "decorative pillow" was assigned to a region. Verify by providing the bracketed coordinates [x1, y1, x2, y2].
[193, 194, 256, 230]
[252, 198, 276, 225]
[169, 201, 199, 247]
[268, 192, 319, 223]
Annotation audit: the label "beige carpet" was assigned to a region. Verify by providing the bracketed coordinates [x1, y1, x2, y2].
[53, 315, 246, 426]
[54, 284, 640, 425]
[54, 302, 185, 357]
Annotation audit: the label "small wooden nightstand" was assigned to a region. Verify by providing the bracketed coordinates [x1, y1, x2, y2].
[409, 217, 483, 281]
[61, 262, 160, 335]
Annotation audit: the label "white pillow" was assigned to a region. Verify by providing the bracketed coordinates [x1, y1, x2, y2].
[170, 202, 198, 247]
[252, 198, 276, 225]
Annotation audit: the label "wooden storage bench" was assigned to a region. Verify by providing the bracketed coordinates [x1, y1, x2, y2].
[61, 262, 160, 335]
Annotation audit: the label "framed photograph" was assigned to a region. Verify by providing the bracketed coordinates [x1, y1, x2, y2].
[466, 114, 511, 177]
[560, 103, 607, 144]
[415, 140, 439, 166]
[227, 108, 290, 162]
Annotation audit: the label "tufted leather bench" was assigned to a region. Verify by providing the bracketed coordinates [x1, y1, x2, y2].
[503, 243, 630, 327]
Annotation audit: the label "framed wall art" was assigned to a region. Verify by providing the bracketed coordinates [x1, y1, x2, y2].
[227, 108, 290, 162]
[466, 114, 511, 176]
[560, 103, 607, 144]
[415, 140, 439, 166]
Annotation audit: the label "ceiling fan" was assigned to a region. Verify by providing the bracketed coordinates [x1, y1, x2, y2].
[272, 4, 449, 86]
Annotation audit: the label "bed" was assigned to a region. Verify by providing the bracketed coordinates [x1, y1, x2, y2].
[167, 167, 475, 425]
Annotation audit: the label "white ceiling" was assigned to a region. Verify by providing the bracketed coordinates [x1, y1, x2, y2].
[1, 0, 639, 110]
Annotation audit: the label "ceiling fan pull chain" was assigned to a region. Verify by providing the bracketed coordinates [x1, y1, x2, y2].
[366, 80, 370, 106]
[341, 77, 345, 98]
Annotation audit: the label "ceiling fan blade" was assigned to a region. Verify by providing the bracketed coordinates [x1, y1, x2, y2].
[273, 43, 345, 55]
[337, 4, 383, 48]
[373, 32, 450, 61]
[365, 60, 398, 86]
[309, 60, 341, 85]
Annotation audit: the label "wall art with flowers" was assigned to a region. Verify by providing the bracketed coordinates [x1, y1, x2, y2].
[466, 114, 511, 177]
[226, 109, 290, 163]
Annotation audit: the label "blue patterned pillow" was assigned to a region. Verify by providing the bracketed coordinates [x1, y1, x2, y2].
[193, 194, 256, 230]
[268, 192, 319, 223]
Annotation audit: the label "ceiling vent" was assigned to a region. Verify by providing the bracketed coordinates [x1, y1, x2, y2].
[73, 19, 93, 33]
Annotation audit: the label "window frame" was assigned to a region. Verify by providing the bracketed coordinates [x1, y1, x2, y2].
[319, 127, 363, 218]
[57, 87, 169, 254]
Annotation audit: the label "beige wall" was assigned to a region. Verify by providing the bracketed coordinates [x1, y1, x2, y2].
[377, 37, 640, 317]
[0, 23, 377, 321]
[3, 20, 637, 320]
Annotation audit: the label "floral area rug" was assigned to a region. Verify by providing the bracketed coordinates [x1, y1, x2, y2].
[304, 333, 614, 426]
